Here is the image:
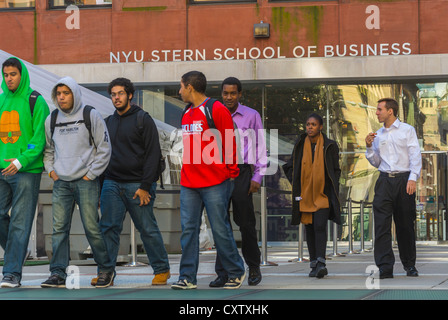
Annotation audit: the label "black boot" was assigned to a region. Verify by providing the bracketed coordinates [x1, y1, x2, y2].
[309, 260, 317, 277]
[315, 257, 328, 279]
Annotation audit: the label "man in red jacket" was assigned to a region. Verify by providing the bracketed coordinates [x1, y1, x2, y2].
[171, 71, 245, 290]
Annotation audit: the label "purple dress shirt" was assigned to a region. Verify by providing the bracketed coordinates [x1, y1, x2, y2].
[231, 103, 267, 184]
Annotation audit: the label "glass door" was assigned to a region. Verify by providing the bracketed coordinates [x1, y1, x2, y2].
[416, 151, 448, 241]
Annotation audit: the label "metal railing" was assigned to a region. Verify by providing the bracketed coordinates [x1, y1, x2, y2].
[285, 198, 375, 263]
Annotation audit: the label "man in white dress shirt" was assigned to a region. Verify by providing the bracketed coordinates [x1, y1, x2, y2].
[365, 98, 422, 279]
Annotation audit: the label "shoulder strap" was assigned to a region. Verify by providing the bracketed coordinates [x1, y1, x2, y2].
[51, 105, 96, 147]
[50, 109, 59, 139]
[83, 105, 95, 146]
[181, 98, 217, 129]
[136, 108, 146, 133]
[29, 90, 41, 117]
[203, 98, 217, 129]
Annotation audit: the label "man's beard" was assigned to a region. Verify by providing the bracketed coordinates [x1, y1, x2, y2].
[115, 99, 130, 112]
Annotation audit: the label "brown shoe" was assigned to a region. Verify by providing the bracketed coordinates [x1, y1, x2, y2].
[152, 271, 171, 285]
[91, 277, 98, 286]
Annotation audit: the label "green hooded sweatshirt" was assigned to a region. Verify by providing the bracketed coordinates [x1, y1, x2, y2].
[0, 57, 50, 173]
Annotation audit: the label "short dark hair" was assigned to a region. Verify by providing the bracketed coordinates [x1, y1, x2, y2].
[221, 77, 242, 92]
[307, 113, 323, 125]
[181, 71, 207, 94]
[2, 57, 22, 74]
[108, 77, 135, 100]
[378, 98, 398, 117]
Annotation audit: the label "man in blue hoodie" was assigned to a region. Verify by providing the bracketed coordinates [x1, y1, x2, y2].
[41, 76, 114, 288]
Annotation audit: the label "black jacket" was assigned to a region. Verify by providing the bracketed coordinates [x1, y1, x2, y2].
[104, 104, 161, 191]
[282, 133, 341, 225]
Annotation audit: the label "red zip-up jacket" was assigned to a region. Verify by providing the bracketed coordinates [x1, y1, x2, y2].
[180, 98, 239, 188]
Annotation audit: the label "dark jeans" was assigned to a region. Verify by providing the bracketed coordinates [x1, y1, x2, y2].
[215, 165, 261, 278]
[373, 172, 417, 272]
[305, 208, 330, 264]
[179, 179, 244, 284]
[0, 172, 41, 281]
[50, 178, 114, 278]
[100, 180, 170, 274]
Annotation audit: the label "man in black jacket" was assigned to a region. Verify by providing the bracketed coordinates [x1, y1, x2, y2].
[96, 78, 170, 286]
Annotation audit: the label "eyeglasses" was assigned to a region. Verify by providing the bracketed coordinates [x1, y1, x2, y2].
[110, 91, 127, 98]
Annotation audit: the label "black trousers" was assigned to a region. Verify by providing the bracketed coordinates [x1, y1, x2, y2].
[372, 172, 417, 272]
[215, 164, 261, 276]
[304, 208, 330, 263]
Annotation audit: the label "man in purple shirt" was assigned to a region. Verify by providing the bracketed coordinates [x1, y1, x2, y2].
[209, 77, 267, 287]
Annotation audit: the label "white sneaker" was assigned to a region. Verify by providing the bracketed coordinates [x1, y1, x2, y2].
[171, 279, 197, 290]
[223, 272, 246, 289]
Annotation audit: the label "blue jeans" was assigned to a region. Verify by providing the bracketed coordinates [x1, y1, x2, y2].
[0, 172, 41, 281]
[100, 180, 170, 274]
[50, 178, 114, 278]
[179, 179, 244, 284]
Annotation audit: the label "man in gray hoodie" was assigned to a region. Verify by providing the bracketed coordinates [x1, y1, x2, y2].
[41, 76, 114, 288]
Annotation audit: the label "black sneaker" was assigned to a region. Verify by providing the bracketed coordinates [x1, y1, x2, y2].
[315, 262, 328, 279]
[405, 266, 419, 277]
[41, 274, 65, 288]
[209, 276, 228, 288]
[1, 275, 21, 288]
[95, 272, 114, 288]
[248, 267, 262, 286]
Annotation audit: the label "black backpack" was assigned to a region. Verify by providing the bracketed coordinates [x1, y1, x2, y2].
[135, 109, 166, 189]
[50, 105, 96, 147]
[29, 90, 41, 117]
[181, 98, 241, 163]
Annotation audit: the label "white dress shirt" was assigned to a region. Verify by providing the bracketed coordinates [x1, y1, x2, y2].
[365, 119, 422, 181]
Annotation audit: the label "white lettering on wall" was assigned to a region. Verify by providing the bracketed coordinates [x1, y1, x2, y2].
[109, 43, 412, 63]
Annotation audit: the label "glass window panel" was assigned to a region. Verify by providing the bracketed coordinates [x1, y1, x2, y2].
[264, 83, 328, 241]
[0, 0, 35, 8]
[49, 0, 111, 8]
[269, 0, 331, 2]
[190, 0, 256, 3]
[85, 79, 448, 242]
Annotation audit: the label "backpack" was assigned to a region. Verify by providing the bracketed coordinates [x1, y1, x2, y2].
[134, 109, 166, 189]
[29, 90, 41, 117]
[181, 98, 242, 164]
[50, 105, 96, 147]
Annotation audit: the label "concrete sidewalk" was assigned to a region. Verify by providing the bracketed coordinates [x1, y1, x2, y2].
[1, 243, 448, 301]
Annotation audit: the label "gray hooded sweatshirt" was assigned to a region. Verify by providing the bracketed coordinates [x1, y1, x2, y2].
[43, 76, 111, 181]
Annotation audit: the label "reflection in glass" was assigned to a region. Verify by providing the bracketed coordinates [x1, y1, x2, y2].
[87, 80, 448, 242]
[50, 0, 111, 7]
[0, 0, 35, 7]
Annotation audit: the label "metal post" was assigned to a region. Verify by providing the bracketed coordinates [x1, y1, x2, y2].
[260, 183, 277, 266]
[289, 224, 308, 262]
[124, 220, 146, 267]
[344, 198, 359, 254]
[329, 221, 345, 257]
[359, 200, 365, 253]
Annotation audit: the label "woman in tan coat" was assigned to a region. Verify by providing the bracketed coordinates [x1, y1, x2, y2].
[282, 113, 341, 278]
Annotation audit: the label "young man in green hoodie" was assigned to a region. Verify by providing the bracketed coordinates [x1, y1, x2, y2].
[0, 57, 50, 287]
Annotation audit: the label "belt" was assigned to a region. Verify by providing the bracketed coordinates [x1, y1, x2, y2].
[380, 171, 410, 178]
